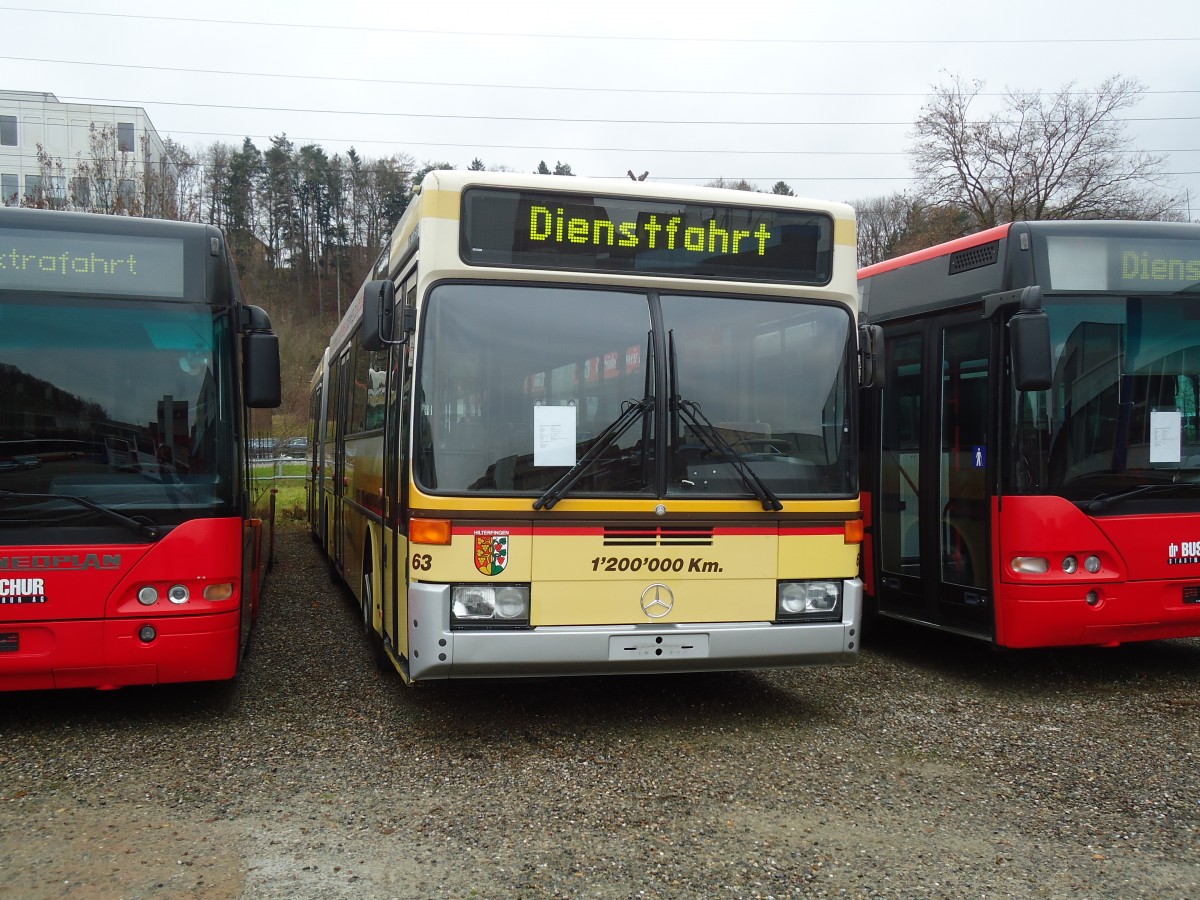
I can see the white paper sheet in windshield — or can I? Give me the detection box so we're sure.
[534,404,577,467]
[1150,409,1182,463]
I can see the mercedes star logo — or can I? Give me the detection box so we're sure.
[639,583,675,619]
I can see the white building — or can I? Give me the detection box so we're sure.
[0,90,175,213]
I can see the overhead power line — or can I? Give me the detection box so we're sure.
[5,54,1200,100]
[2,7,1198,44]
[54,95,1200,128]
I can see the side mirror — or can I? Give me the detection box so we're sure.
[1007,287,1052,391]
[239,304,281,408]
[858,323,885,390]
[1010,308,1053,391]
[243,331,281,408]
[361,279,397,351]
[984,286,1053,392]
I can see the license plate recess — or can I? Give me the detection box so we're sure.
[609,633,709,660]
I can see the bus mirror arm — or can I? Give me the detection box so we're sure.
[982,285,1042,319]
[239,304,274,333]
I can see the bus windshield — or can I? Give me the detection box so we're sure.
[1015,295,1200,501]
[415,282,854,499]
[0,297,237,531]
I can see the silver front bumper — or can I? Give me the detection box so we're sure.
[406,579,861,680]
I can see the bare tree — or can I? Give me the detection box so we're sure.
[78,123,142,215]
[198,141,232,228]
[855,193,916,268]
[911,74,1179,227]
[34,144,67,209]
[33,124,143,214]
[705,177,757,191]
[854,192,972,267]
[162,138,200,221]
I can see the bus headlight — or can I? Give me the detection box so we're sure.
[451,584,531,627]
[777,580,842,622]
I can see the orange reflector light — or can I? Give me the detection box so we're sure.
[844,519,864,544]
[411,518,453,545]
[203,582,235,602]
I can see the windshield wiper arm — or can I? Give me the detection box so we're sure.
[673,398,784,511]
[533,397,653,511]
[667,331,782,512]
[1085,481,1200,513]
[0,489,161,540]
[535,333,655,511]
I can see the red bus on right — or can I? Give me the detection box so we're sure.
[858,220,1200,648]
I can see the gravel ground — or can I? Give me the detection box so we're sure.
[1,521,1198,899]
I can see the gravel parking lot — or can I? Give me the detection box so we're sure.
[2,521,1198,899]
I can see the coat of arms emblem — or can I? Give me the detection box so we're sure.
[474,530,509,575]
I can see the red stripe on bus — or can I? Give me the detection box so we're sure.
[447,524,844,537]
[858,224,1011,278]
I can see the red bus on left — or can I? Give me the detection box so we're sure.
[0,207,280,690]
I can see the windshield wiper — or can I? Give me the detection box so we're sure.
[1086,480,1200,513]
[668,332,782,512]
[533,397,653,510]
[672,399,784,511]
[0,489,161,540]
[534,333,655,511]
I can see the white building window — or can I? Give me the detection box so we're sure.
[117,121,135,152]
[118,177,136,207]
[48,175,67,207]
[0,115,17,146]
[72,175,90,208]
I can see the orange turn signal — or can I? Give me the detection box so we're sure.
[410,518,452,545]
[844,519,864,545]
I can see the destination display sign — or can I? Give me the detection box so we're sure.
[1043,234,1200,293]
[0,227,185,298]
[461,187,834,284]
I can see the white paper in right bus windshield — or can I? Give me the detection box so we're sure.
[1150,409,1182,463]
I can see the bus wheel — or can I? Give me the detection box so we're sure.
[360,570,391,673]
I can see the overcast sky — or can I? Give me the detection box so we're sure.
[4,1,1198,218]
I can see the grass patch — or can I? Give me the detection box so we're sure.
[253,461,309,520]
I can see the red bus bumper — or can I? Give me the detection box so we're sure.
[0,608,241,691]
[998,580,1200,648]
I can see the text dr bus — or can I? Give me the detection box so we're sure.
[0,208,281,690]
[309,170,877,682]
